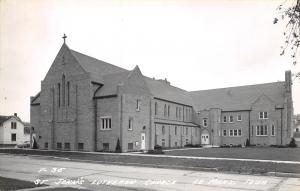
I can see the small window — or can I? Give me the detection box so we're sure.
[237,115,242,121]
[135,141,139,146]
[162,139,165,147]
[128,143,133,150]
[155,102,158,115]
[56,142,62,150]
[234,129,237,136]
[58,83,61,107]
[223,130,226,136]
[101,117,112,130]
[203,119,207,127]
[128,117,133,130]
[223,116,227,123]
[11,122,17,129]
[259,112,268,119]
[44,142,48,149]
[175,126,177,135]
[176,107,178,118]
[179,108,181,118]
[168,105,170,117]
[264,112,268,119]
[162,126,165,135]
[78,143,84,150]
[238,129,242,136]
[64,142,70,150]
[229,130,233,136]
[103,143,109,151]
[271,125,275,136]
[67,81,70,106]
[136,99,141,111]
[164,104,167,117]
[11,133,16,141]
[229,116,234,123]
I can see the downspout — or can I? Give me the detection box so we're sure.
[149,99,152,150]
[51,87,55,149]
[93,99,97,151]
[248,110,251,143]
[120,94,123,152]
[281,108,283,145]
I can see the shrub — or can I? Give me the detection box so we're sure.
[288,138,297,148]
[245,139,250,147]
[153,145,164,154]
[115,138,122,153]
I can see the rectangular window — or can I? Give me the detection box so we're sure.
[179,108,181,118]
[64,142,70,150]
[164,104,167,117]
[203,119,207,127]
[101,117,112,130]
[56,142,62,150]
[223,130,226,136]
[223,116,227,123]
[264,125,268,135]
[238,129,242,136]
[136,99,141,111]
[128,117,133,130]
[237,115,242,121]
[103,143,109,151]
[229,130,233,136]
[168,105,170,117]
[155,102,158,115]
[78,143,84,150]
[176,107,178,118]
[229,116,234,123]
[11,122,16,129]
[259,112,268,119]
[175,126,177,135]
[128,143,133,150]
[11,133,16,141]
[256,125,268,136]
[44,142,48,149]
[162,139,165,147]
[271,125,275,136]
[234,129,237,136]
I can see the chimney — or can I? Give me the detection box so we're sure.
[14,113,17,117]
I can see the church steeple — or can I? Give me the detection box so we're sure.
[62,33,67,44]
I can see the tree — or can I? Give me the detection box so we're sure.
[115,138,121,153]
[274,0,300,65]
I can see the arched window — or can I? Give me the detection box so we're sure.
[62,74,65,106]
[67,81,70,106]
[58,83,61,107]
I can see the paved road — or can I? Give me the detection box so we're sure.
[0,154,299,191]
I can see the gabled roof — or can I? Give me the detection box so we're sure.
[0,115,23,125]
[190,82,286,111]
[69,49,127,83]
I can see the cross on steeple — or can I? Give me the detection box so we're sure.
[62,33,67,44]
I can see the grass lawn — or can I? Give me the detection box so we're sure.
[164,147,300,161]
[0,148,299,174]
[0,176,46,191]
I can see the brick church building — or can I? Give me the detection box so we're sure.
[30,41,293,152]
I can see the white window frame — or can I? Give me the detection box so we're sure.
[256,125,268,136]
[229,129,233,136]
[237,115,242,121]
[259,112,268,119]
[100,116,112,130]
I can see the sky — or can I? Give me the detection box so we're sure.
[0,0,299,122]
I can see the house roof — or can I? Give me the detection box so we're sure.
[0,115,23,125]
[69,49,127,83]
[190,82,286,111]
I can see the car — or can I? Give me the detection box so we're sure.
[15,141,31,148]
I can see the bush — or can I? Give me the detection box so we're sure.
[184,144,202,148]
[288,138,297,148]
[153,145,164,154]
[245,139,250,147]
[115,138,122,153]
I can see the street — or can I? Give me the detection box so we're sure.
[0,153,299,191]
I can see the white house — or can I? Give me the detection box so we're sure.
[0,113,31,146]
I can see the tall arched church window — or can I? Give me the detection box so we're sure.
[62,74,65,106]
[67,81,70,106]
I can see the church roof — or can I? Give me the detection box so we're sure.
[190,82,286,111]
[145,78,194,106]
[69,48,127,83]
